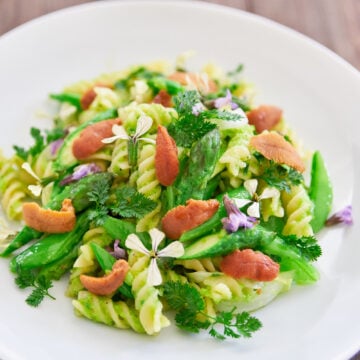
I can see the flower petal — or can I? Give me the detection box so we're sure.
[192,102,205,116]
[214,89,232,109]
[259,187,279,200]
[247,202,260,218]
[109,239,127,260]
[28,184,42,197]
[326,205,353,226]
[125,234,149,256]
[60,163,101,186]
[102,125,129,144]
[135,115,153,138]
[157,241,184,258]
[244,179,258,197]
[149,228,165,252]
[137,137,156,145]
[21,162,41,181]
[147,258,163,286]
[233,198,253,209]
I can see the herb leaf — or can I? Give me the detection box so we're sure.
[13,126,65,161]
[209,310,262,340]
[200,109,245,121]
[258,156,303,192]
[110,186,157,219]
[15,270,55,307]
[163,281,262,340]
[87,175,112,226]
[168,90,216,148]
[282,235,322,261]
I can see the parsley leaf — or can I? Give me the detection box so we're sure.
[15,270,55,307]
[282,235,322,261]
[110,186,156,219]
[163,281,262,340]
[168,90,216,148]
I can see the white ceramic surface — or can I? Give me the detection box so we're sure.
[0,1,359,359]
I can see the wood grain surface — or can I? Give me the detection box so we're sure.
[0,0,359,359]
[0,0,359,70]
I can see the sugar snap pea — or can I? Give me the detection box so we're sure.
[1,172,113,257]
[309,151,333,233]
[10,211,90,272]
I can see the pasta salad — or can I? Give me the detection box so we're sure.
[0,59,349,340]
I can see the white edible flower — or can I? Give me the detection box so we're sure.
[102,115,155,145]
[21,162,43,197]
[125,228,184,286]
[234,179,279,218]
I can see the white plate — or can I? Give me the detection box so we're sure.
[0,1,359,359]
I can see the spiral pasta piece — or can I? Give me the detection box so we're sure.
[214,125,257,188]
[176,258,221,272]
[109,139,130,180]
[135,144,162,232]
[66,227,113,298]
[81,144,114,171]
[128,251,170,335]
[0,156,28,220]
[282,185,314,237]
[118,103,177,133]
[73,291,145,333]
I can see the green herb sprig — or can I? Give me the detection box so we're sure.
[168,90,216,148]
[163,281,262,340]
[15,270,55,307]
[87,181,157,226]
[282,235,322,262]
[13,127,66,161]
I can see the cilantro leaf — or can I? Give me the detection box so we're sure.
[15,270,55,307]
[110,186,156,219]
[282,235,322,261]
[168,90,216,148]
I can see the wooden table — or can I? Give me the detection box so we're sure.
[0,0,359,70]
[0,1,359,359]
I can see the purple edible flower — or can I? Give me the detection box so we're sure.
[221,195,257,233]
[109,239,127,260]
[192,102,205,116]
[50,138,64,156]
[60,163,101,186]
[214,89,238,110]
[326,205,353,226]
